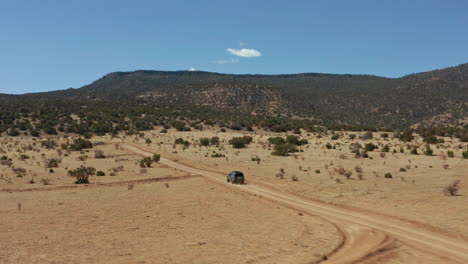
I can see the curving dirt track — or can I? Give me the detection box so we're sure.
[123,143,468,263]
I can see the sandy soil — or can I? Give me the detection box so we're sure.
[1,128,467,263]
[0,137,341,264]
[121,129,467,236]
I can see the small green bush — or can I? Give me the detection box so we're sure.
[199,137,210,146]
[447,150,454,158]
[384,173,393,179]
[268,137,286,145]
[229,136,252,148]
[140,157,153,168]
[210,136,220,146]
[96,171,105,176]
[68,138,93,151]
[153,154,161,162]
[382,144,390,152]
[424,145,433,156]
[463,150,468,159]
[364,143,377,152]
[272,143,298,156]
[68,166,96,184]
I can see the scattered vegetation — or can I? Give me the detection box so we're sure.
[443,180,461,196]
[68,166,96,184]
[139,157,153,168]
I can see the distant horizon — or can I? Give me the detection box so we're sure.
[2,62,466,96]
[1,1,467,94]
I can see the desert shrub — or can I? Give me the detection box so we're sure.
[175,138,190,146]
[268,137,286,145]
[447,150,454,158]
[45,158,61,168]
[160,129,168,133]
[49,169,55,173]
[325,143,333,149]
[381,133,389,138]
[210,136,220,146]
[360,131,373,140]
[68,166,96,184]
[291,175,299,181]
[331,134,340,140]
[12,167,27,177]
[384,173,393,179]
[68,138,93,151]
[423,135,438,144]
[211,153,225,158]
[335,167,346,175]
[251,155,261,163]
[229,136,252,148]
[350,142,362,153]
[424,145,433,156]
[272,143,298,156]
[357,174,364,180]
[399,167,407,172]
[463,150,468,159]
[443,180,461,196]
[315,169,320,173]
[40,178,50,185]
[140,157,153,168]
[152,154,161,162]
[7,128,19,136]
[382,144,390,152]
[285,135,308,145]
[410,147,418,155]
[94,150,106,159]
[380,152,386,158]
[364,143,377,152]
[30,130,40,137]
[199,137,210,146]
[145,138,152,144]
[20,154,30,160]
[397,129,414,142]
[348,134,356,140]
[354,165,363,173]
[41,140,57,149]
[96,171,105,176]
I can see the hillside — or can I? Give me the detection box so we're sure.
[0,64,467,137]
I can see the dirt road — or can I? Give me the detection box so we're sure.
[123,143,468,263]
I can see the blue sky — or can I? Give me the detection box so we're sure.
[1,0,467,94]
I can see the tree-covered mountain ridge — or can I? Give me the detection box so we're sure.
[1,63,467,131]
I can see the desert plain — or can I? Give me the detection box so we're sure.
[1,128,467,263]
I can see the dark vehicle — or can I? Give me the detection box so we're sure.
[227,171,245,184]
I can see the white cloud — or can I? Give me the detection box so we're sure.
[212,58,240,64]
[226,48,262,58]
[188,67,196,71]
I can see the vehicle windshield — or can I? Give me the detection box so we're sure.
[234,173,244,177]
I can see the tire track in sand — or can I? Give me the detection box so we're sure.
[123,143,468,264]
